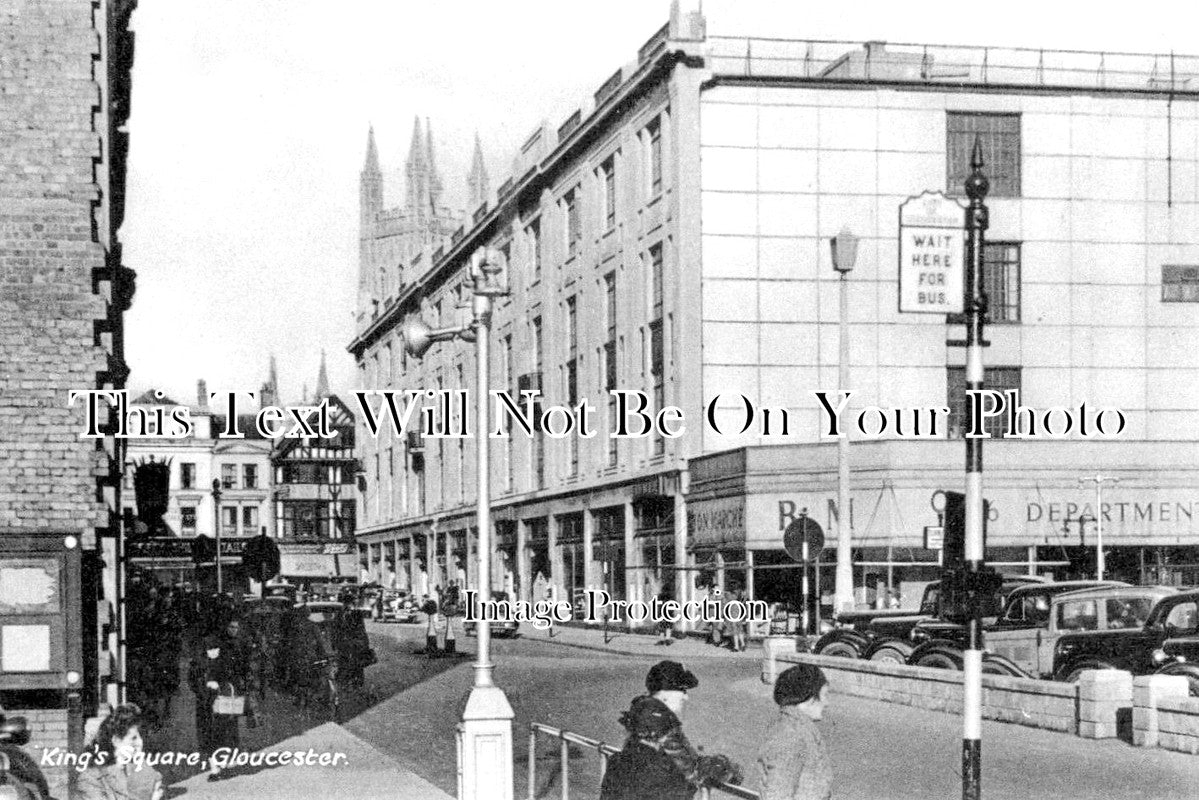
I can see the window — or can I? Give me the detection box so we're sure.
[948,242,1021,324]
[947,366,1022,439]
[566,296,579,477]
[527,218,542,282]
[242,464,258,489]
[533,316,545,488]
[221,464,237,490]
[222,506,238,534]
[646,117,662,197]
[649,244,666,456]
[180,462,196,489]
[181,506,196,533]
[1163,265,1199,302]
[947,113,1020,197]
[600,156,616,230]
[243,506,258,533]
[383,343,393,385]
[564,188,580,258]
[502,333,515,491]
[604,272,618,467]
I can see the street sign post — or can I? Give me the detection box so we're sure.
[898,191,967,314]
[784,515,825,637]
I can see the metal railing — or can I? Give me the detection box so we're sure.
[706,37,1199,93]
[528,722,758,800]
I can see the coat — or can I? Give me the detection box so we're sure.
[74,764,163,800]
[756,705,833,800]
[599,739,695,800]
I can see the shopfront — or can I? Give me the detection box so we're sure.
[686,440,1199,609]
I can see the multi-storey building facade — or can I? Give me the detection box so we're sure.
[123,385,274,591]
[351,7,1199,622]
[0,0,138,790]
[271,390,359,589]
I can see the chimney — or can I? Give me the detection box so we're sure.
[197,380,208,409]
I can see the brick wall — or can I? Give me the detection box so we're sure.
[11,707,71,798]
[0,0,111,533]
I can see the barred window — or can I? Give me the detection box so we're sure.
[948,242,1021,324]
[947,113,1020,197]
[947,366,1022,439]
[1163,265,1199,302]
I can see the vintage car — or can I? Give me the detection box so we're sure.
[1052,588,1199,694]
[380,590,421,623]
[813,575,1045,663]
[462,591,521,639]
[905,579,1126,670]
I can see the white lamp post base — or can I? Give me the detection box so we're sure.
[456,684,515,800]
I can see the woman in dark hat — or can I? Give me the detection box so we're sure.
[600,661,742,799]
[756,664,833,800]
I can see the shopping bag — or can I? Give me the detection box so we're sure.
[212,684,245,716]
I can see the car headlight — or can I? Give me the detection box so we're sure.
[1152,648,1169,664]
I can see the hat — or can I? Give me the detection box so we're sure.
[619,696,678,738]
[645,660,699,694]
[773,664,827,706]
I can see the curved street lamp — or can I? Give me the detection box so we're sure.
[402,246,513,800]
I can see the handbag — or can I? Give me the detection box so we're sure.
[212,683,245,716]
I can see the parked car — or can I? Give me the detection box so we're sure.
[463,592,520,639]
[813,575,1045,663]
[1052,588,1199,695]
[905,580,1126,670]
[380,590,420,623]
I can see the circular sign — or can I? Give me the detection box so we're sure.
[783,517,825,562]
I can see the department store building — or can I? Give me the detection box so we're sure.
[350,7,1199,622]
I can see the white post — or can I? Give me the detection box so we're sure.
[458,285,514,800]
[1080,475,1119,581]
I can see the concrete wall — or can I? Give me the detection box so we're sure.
[769,648,1079,733]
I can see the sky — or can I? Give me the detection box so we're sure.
[120,0,1199,407]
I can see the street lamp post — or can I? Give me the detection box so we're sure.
[403,247,512,800]
[211,478,223,595]
[830,228,858,613]
[1079,475,1119,580]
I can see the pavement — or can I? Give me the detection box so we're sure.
[163,722,450,800]
[515,620,761,660]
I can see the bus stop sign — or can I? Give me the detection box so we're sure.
[783,517,825,563]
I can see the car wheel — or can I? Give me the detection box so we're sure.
[870,644,912,664]
[816,641,860,659]
[914,651,961,670]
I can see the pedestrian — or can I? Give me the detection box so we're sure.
[729,589,748,652]
[202,618,258,780]
[656,590,675,646]
[599,696,693,800]
[756,664,833,800]
[75,703,164,800]
[623,661,742,794]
